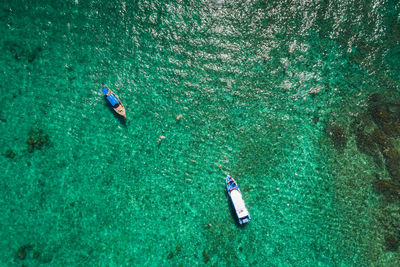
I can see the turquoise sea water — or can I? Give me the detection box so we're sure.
[1,0,400,265]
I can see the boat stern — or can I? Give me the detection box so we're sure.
[238,215,251,225]
[230,189,251,224]
[115,105,126,117]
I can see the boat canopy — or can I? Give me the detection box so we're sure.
[102,87,110,95]
[230,190,249,219]
[107,94,119,106]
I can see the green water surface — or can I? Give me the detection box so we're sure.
[1,0,400,266]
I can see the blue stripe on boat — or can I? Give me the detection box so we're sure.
[107,94,119,106]
[101,87,110,95]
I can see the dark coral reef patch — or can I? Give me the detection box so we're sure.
[382,147,400,182]
[352,93,400,252]
[26,129,49,153]
[355,130,378,157]
[355,94,400,183]
[5,149,16,159]
[385,234,399,251]
[3,40,42,63]
[325,124,347,150]
[372,180,400,201]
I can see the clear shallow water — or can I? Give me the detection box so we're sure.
[1,0,400,265]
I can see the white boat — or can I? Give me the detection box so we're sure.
[226,175,251,224]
